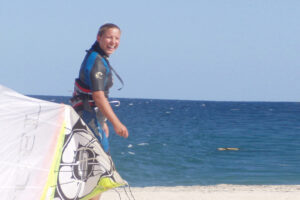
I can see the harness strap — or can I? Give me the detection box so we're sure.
[101,56,124,91]
[110,65,124,91]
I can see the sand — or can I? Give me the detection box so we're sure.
[101,185,300,200]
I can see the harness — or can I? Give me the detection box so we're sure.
[71,78,95,111]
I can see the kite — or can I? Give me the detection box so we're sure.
[0,85,127,200]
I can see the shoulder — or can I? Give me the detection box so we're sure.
[89,54,110,77]
[93,54,110,72]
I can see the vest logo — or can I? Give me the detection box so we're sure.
[95,72,103,79]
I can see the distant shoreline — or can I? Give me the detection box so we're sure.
[27,95,300,103]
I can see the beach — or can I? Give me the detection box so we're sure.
[101,185,300,200]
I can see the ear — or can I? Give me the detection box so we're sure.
[97,35,101,42]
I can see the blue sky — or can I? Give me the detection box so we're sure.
[1,0,299,101]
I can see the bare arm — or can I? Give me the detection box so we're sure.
[92,91,128,138]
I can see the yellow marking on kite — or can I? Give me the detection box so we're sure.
[41,121,66,200]
[81,177,126,200]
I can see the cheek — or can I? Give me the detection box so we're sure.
[100,42,107,51]
[102,39,110,47]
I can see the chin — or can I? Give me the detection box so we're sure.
[106,51,114,55]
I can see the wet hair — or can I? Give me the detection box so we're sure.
[97,23,121,37]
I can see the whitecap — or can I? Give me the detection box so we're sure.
[128,151,135,155]
[137,143,149,146]
[128,144,133,148]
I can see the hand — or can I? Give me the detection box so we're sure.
[113,122,129,138]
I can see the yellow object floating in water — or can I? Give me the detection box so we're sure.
[218,148,240,151]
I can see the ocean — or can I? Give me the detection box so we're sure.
[32,96,300,187]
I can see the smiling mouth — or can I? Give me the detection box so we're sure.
[107,45,116,50]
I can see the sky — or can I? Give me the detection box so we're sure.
[1,0,300,102]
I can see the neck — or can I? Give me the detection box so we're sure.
[90,41,108,57]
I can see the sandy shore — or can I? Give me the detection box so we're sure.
[101,185,300,200]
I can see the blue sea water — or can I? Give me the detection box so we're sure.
[33,96,300,187]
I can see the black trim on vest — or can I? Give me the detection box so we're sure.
[89,41,108,57]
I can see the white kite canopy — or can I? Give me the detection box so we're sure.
[0,85,127,200]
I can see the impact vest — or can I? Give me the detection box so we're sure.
[71,49,123,112]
